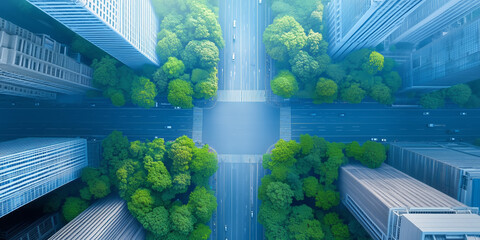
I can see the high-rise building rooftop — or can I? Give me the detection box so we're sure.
[26,0,159,69]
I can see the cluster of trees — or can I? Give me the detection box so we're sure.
[91,56,157,108]
[152,0,223,108]
[419,80,480,109]
[264,0,402,105]
[101,131,218,239]
[259,135,386,240]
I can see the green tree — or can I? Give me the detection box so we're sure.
[326,64,346,82]
[88,175,111,199]
[383,71,402,92]
[185,1,224,48]
[131,77,157,108]
[170,205,195,235]
[340,84,366,104]
[270,139,301,168]
[191,145,218,182]
[299,134,314,155]
[128,188,154,218]
[62,197,88,222]
[162,57,185,79]
[92,56,117,87]
[302,176,319,198]
[370,83,393,105]
[306,30,328,57]
[101,131,130,184]
[168,79,194,108]
[144,156,172,192]
[266,181,294,210]
[169,135,195,173]
[156,30,183,62]
[290,51,320,82]
[140,206,170,238]
[271,70,299,98]
[263,16,307,62]
[362,51,384,74]
[447,84,472,106]
[420,91,445,109]
[187,187,217,223]
[345,141,363,159]
[181,40,219,70]
[315,189,340,210]
[109,90,126,107]
[315,78,338,103]
[332,223,350,240]
[359,141,386,168]
[188,224,211,240]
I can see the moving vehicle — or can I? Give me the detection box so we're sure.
[423,112,430,116]
[225,225,227,231]
[259,0,262,3]
[427,123,445,127]
[165,126,172,129]
[448,129,460,134]
[339,113,345,117]
[233,20,236,28]
[174,106,181,109]
[370,138,378,141]
[251,211,254,218]
[460,112,467,116]
[233,34,236,41]
[381,138,387,142]
[232,53,235,61]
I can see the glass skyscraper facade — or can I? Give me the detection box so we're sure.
[326,0,424,59]
[0,138,88,218]
[26,0,159,69]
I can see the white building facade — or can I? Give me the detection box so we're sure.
[0,138,88,218]
[26,0,159,69]
[0,17,95,99]
[326,0,425,59]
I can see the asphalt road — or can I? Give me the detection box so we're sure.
[292,102,480,143]
[218,0,271,91]
[203,102,280,154]
[0,104,193,142]
[212,157,265,240]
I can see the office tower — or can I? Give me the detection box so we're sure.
[388,142,480,208]
[49,195,145,239]
[403,14,480,90]
[0,138,88,218]
[0,17,95,100]
[0,213,61,240]
[389,0,480,45]
[339,164,480,240]
[325,0,424,59]
[26,0,159,69]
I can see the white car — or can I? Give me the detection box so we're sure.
[381,138,387,142]
[232,53,235,61]
[233,20,236,28]
[370,138,378,142]
[165,126,172,129]
[460,112,467,116]
[225,225,227,231]
[423,112,430,116]
[251,211,254,218]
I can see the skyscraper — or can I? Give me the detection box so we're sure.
[0,138,88,218]
[26,0,159,69]
[388,142,480,208]
[49,195,144,239]
[0,17,95,100]
[388,0,480,46]
[325,0,424,59]
[340,164,480,240]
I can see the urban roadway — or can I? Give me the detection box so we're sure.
[0,103,193,142]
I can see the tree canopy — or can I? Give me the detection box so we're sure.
[271,70,299,98]
[263,16,307,62]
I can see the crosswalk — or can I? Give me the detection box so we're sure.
[216,90,266,102]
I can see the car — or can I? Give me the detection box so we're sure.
[154,136,158,139]
[232,53,235,61]
[251,211,254,218]
[449,137,456,141]
[174,106,181,109]
[370,138,378,141]
[448,129,460,134]
[423,112,430,116]
[91,103,96,107]
[460,112,467,116]
[259,0,262,3]
[381,138,387,142]
[233,20,236,28]
[339,113,345,117]
[165,126,172,129]
[427,123,435,127]
[233,34,236,41]
[310,113,317,116]
[225,225,227,231]
[34,102,40,106]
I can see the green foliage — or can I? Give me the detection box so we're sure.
[267,182,294,210]
[358,141,386,168]
[128,188,154,218]
[271,70,299,98]
[302,176,319,198]
[290,51,320,82]
[170,205,196,235]
[362,51,384,75]
[315,189,340,210]
[110,90,126,107]
[169,135,195,173]
[62,197,88,222]
[345,141,363,159]
[306,30,328,57]
[447,84,472,106]
[184,1,224,48]
[383,71,402,92]
[299,134,314,155]
[331,223,350,240]
[326,64,346,82]
[156,30,183,63]
[271,139,301,168]
[131,77,157,108]
[140,206,170,238]
[92,56,118,87]
[263,16,307,62]
[168,79,194,108]
[315,78,338,103]
[187,187,217,223]
[370,83,393,105]
[420,91,445,109]
[153,69,169,94]
[193,68,218,99]
[181,40,219,70]
[144,156,172,192]
[340,84,365,104]
[79,187,92,201]
[191,145,218,182]
[162,57,185,79]
[188,224,211,240]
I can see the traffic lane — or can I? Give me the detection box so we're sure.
[292,108,479,118]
